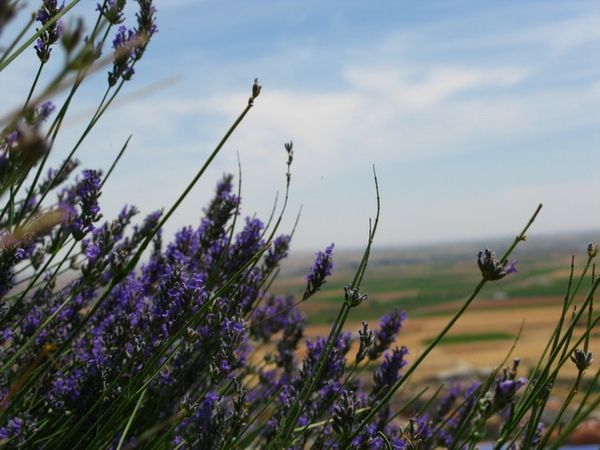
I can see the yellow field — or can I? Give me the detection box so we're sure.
[302,296,599,384]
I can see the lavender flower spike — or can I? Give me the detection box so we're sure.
[477,248,518,281]
[34,0,64,63]
[108,26,137,86]
[368,308,407,360]
[355,321,374,364]
[303,243,334,300]
[492,358,527,412]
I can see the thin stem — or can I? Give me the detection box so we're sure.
[0,2,80,72]
[54,82,261,366]
[120,96,257,279]
[269,167,381,449]
[0,15,36,68]
[24,62,46,109]
[345,203,542,445]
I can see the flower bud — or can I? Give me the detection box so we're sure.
[570,349,593,372]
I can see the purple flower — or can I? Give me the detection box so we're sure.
[68,169,103,240]
[0,415,37,446]
[196,175,240,266]
[34,1,64,62]
[298,333,350,388]
[332,389,361,437]
[355,321,374,364]
[262,234,291,272]
[477,248,518,281]
[133,0,158,60]
[36,159,80,196]
[225,217,265,275]
[274,309,306,371]
[436,381,482,447]
[173,390,245,448]
[371,346,409,398]
[34,101,55,126]
[431,381,462,423]
[368,308,407,360]
[491,359,527,413]
[506,259,518,274]
[108,26,137,86]
[83,242,101,261]
[303,243,334,300]
[251,294,298,341]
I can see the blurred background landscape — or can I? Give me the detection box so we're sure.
[271,230,599,385]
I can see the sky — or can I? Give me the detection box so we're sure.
[3,0,600,252]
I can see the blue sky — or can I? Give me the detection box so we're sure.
[4,1,600,251]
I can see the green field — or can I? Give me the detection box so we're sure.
[271,231,597,325]
[421,331,515,346]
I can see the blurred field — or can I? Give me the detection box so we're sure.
[303,296,596,384]
[272,232,600,384]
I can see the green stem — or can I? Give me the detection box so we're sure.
[0,15,36,68]
[116,388,147,450]
[269,167,381,449]
[0,1,80,72]
[54,84,260,365]
[24,62,45,109]
[345,203,542,446]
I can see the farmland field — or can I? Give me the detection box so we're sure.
[270,231,600,385]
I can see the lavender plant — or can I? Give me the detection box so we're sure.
[0,2,598,449]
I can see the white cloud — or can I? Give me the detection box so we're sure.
[179,57,597,182]
[505,9,600,57]
[374,3,600,62]
[343,66,528,108]
[10,1,595,253]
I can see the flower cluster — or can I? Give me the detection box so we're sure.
[106,0,158,86]
[34,0,64,63]
[108,25,137,86]
[0,175,295,447]
[133,0,159,60]
[303,243,335,300]
[64,169,103,240]
[491,358,528,412]
[0,2,596,448]
[369,308,408,360]
[2,168,420,448]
